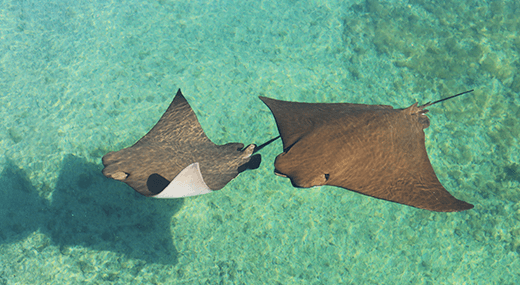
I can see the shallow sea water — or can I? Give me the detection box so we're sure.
[1,0,519,284]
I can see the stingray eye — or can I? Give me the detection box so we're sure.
[111,171,128,181]
[324,173,330,180]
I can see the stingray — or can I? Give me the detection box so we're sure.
[102,89,278,198]
[259,90,475,212]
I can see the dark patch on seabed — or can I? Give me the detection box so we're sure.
[0,155,184,265]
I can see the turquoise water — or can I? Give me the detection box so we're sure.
[1,0,519,283]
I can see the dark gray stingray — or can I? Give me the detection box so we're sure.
[102,89,276,198]
[260,90,475,212]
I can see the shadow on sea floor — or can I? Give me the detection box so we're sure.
[0,154,183,265]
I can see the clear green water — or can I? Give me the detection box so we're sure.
[1,0,519,284]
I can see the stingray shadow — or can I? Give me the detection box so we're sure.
[0,154,183,265]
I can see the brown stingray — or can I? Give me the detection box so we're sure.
[102,89,276,198]
[259,91,474,212]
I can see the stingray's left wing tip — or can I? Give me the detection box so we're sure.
[427,199,474,212]
[453,200,474,212]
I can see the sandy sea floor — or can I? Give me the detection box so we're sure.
[1,0,519,284]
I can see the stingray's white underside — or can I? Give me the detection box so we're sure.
[153,162,212,198]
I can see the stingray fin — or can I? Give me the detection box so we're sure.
[134,89,212,146]
[150,162,212,198]
[259,96,393,152]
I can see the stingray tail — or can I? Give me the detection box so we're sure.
[252,135,281,154]
[420,89,474,108]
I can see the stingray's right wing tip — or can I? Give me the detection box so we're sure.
[173,88,187,102]
[258,96,275,106]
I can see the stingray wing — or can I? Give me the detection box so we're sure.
[133,89,212,146]
[261,97,473,212]
[259,96,392,152]
[102,89,258,197]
